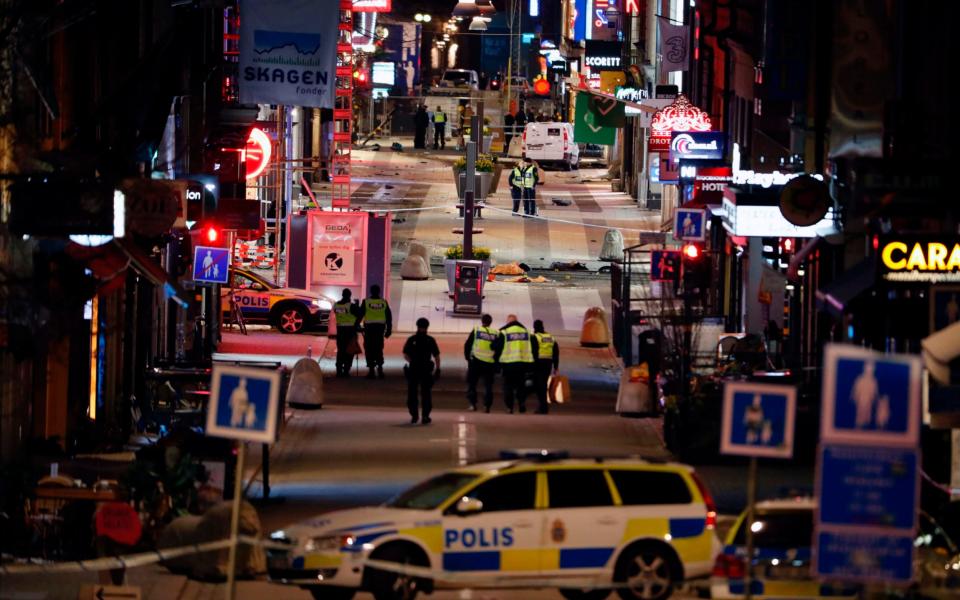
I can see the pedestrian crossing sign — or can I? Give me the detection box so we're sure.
[720,381,796,458]
[821,343,922,446]
[206,364,281,443]
[193,245,230,284]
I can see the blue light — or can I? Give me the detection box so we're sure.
[529,0,539,17]
[522,33,535,44]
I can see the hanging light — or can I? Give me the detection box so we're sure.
[452,0,481,17]
[476,0,496,15]
[468,16,488,31]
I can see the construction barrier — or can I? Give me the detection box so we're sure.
[233,241,276,269]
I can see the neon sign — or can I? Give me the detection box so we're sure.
[881,240,960,282]
[650,94,712,134]
[244,127,272,180]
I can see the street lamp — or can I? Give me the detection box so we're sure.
[414,13,432,22]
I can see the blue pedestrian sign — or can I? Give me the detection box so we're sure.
[818,445,918,530]
[720,382,796,458]
[206,365,281,444]
[821,344,922,446]
[193,245,230,284]
[674,207,706,242]
[650,250,680,282]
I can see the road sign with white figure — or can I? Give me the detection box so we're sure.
[193,245,230,284]
[720,382,796,458]
[206,364,281,443]
[674,207,706,241]
[821,344,922,446]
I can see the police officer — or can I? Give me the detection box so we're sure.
[333,289,362,378]
[359,284,392,379]
[493,314,538,413]
[508,161,524,214]
[403,317,441,424]
[532,319,560,414]
[464,314,498,412]
[433,106,447,149]
[521,157,540,216]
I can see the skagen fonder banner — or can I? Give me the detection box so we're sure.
[239,0,338,107]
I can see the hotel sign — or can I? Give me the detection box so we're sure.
[880,238,960,283]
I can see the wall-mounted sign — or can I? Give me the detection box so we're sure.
[584,40,623,71]
[721,194,840,238]
[693,167,732,204]
[244,127,272,180]
[880,238,960,283]
[353,0,391,11]
[670,131,726,162]
[601,72,627,93]
[649,135,672,152]
[650,94,712,134]
[372,61,395,86]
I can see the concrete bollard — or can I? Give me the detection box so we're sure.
[286,357,324,408]
[599,229,624,261]
[615,364,656,416]
[407,242,430,261]
[400,254,431,280]
[580,306,610,347]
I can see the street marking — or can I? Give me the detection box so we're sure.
[456,415,476,466]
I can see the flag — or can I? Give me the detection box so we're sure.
[574,94,617,146]
[589,94,626,128]
[658,17,690,73]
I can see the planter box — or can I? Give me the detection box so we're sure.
[489,164,504,194]
[444,258,491,297]
[455,170,493,200]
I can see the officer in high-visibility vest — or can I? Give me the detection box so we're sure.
[508,161,524,214]
[463,314,498,412]
[433,106,447,149]
[333,289,362,378]
[521,157,540,216]
[532,319,560,414]
[359,284,392,379]
[493,314,539,413]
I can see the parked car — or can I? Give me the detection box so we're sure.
[438,69,479,90]
[522,122,580,170]
[221,267,334,334]
[268,451,722,600]
[711,498,960,599]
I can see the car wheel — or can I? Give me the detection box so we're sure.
[308,586,356,600]
[366,544,429,600]
[614,543,678,600]
[275,305,307,334]
[560,588,610,600]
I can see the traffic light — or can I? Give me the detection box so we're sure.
[681,244,710,298]
[205,224,220,244]
[779,237,795,255]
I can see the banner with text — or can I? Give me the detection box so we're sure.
[239,0,338,107]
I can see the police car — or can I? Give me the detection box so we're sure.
[267,453,721,600]
[221,268,334,334]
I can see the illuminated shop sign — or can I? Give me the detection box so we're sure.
[670,131,726,161]
[720,196,839,238]
[880,239,960,283]
[584,41,622,71]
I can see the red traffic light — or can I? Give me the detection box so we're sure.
[205,225,220,244]
[682,243,701,259]
[533,77,551,96]
[780,237,795,254]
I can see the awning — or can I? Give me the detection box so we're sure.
[114,239,189,308]
[815,259,876,319]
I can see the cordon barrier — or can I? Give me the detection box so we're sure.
[233,242,276,269]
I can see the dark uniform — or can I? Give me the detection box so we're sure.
[464,325,499,411]
[360,294,392,378]
[333,298,362,377]
[433,109,447,149]
[533,330,560,414]
[403,329,440,423]
[493,320,539,413]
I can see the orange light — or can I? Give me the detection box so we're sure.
[683,244,701,259]
[533,77,551,96]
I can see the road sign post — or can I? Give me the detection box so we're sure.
[721,381,797,600]
[193,245,230,285]
[205,364,281,600]
[815,343,922,586]
[674,207,706,241]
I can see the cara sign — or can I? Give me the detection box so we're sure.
[880,238,960,283]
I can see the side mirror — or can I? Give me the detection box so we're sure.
[455,497,483,516]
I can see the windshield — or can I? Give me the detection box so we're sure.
[443,71,471,82]
[386,472,479,510]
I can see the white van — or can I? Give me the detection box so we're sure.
[522,122,579,170]
[439,69,479,90]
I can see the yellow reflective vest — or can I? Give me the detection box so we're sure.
[522,166,537,189]
[363,298,389,324]
[435,111,447,123]
[471,326,499,363]
[334,301,356,326]
[534,332,556,361]
[500,325,534,364]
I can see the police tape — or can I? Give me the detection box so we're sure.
[0,535,290,575]
[483,205,658,234]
